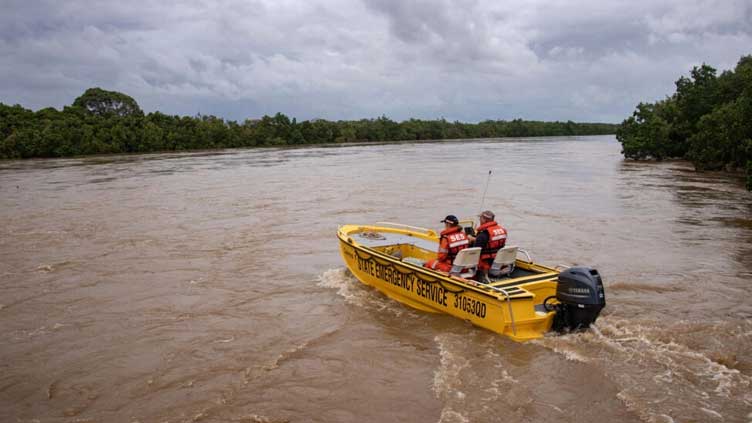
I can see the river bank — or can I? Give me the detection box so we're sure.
[616,55,752,190]
[1,88,617,160]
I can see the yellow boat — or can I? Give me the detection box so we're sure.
[337,222,606,342]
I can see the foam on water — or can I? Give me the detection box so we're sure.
[34,260,76,273]
[597,319,750,399]
[262,340,312,371]
[699,407,724,420]
[316,267,404,316]
[429,332,545,422]
[243,415,289,423]
[530,335,590,363]
[536,316,752,421]
[437,410,470,423]
[36,264,53,273]
[433,334,471,423]
[240,339,310,384]
[316,268,356,298]
[432,334,471,399]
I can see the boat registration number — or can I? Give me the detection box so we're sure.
[453,294,487,318]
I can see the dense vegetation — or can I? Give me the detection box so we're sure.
[617,55,752,190]
[0,88,616,160]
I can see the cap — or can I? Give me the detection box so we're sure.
[479,210,495,220]
[440,215,459,225]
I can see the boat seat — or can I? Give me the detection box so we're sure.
[402,257,426,267]
[488,246,518,279]
[450,247,481,279]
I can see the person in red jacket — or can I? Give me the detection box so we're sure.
[468,210,507,272]
[424,215,470,272]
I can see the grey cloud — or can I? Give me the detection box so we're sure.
[364,0,458,44]
[1,0,750,123]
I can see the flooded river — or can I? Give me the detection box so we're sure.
[1,135,751,422]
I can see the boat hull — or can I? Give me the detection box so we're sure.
[337,225,558,341]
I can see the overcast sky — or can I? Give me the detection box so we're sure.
[1,0,751,123]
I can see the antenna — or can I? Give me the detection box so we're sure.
[478,170,492,214]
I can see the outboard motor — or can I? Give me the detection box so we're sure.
[550,267,606,332]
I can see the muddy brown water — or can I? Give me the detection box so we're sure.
[1,135,751,423]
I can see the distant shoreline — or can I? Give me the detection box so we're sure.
[1,88,617,160]
[0,134,615,163]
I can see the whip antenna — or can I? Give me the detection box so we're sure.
[479,170,492,214]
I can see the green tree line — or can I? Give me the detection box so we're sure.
[1,87,617,160]
[617,55,752,190]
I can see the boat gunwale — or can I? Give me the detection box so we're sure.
[337,228,543,301]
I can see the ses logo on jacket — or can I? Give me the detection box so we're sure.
[447,233,469,248]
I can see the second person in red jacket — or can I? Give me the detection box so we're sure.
[468,210,507,272]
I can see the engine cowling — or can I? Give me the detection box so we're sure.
[552,267,606,332]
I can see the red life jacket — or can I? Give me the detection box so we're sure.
[476,221,507,261]
[439,226,470,262]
